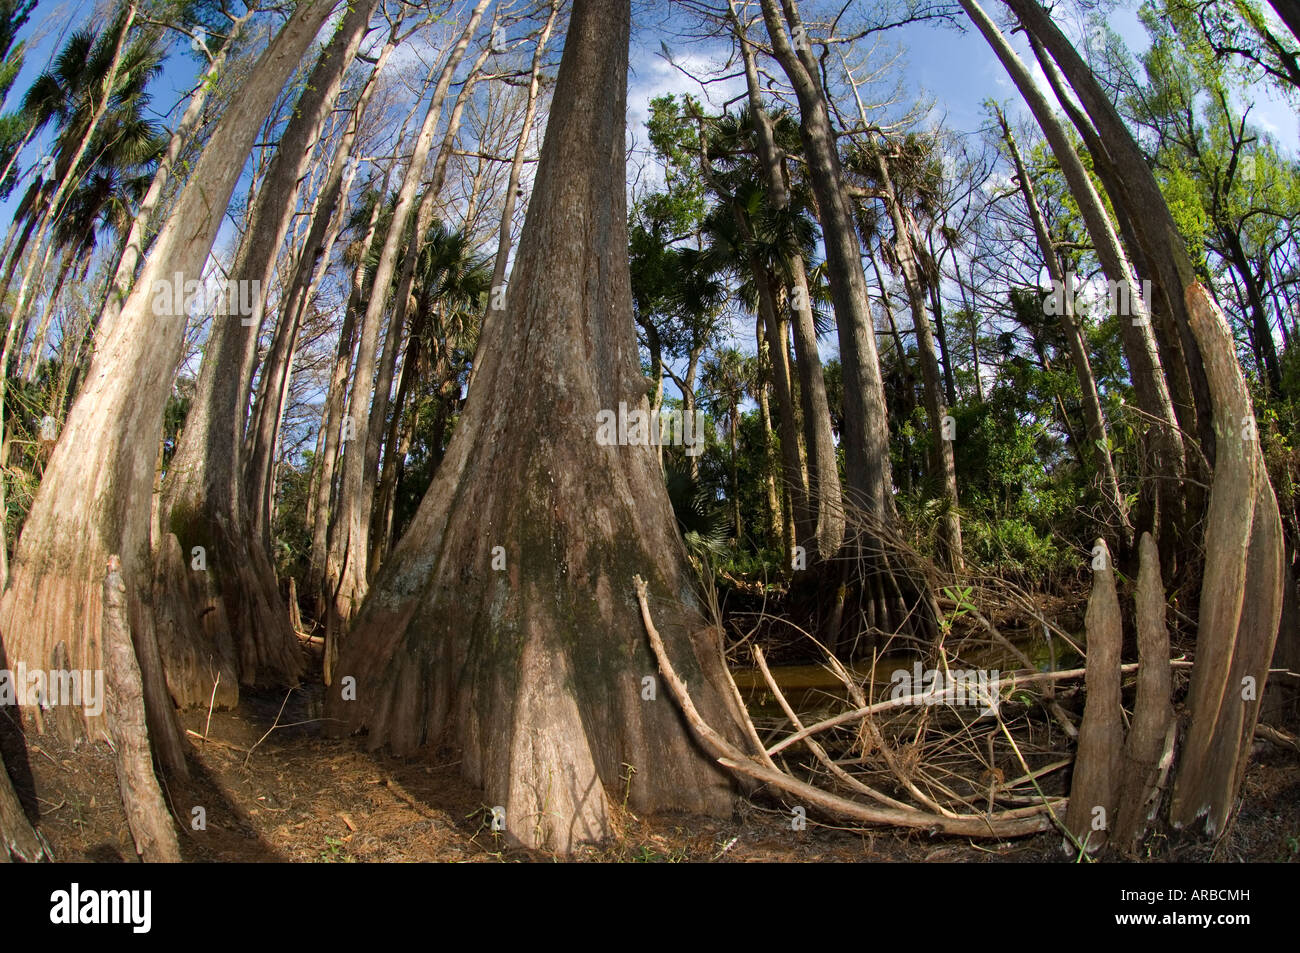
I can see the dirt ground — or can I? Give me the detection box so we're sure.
[9,676,1300,863]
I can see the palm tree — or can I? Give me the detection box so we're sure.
[0,0,37,192]
[20,112,165,380]
[3,6,162,350]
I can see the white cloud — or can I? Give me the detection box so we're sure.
[627,43,747,133]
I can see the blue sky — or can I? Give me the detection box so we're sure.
[620,0,1299,366]
[5,0,1297,442]
[627,2,1297,157]
[7,0,1295,222]
[4,0,1296,380]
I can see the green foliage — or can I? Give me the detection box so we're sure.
[272,455,314,582]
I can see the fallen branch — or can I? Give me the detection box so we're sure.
[184,729,247,753]
[635,575,1057,838]
[1255,723,1300,753]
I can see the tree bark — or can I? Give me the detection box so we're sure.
[753,315,784,549]
[102,556,182,862]
[161,0,376,699]
[1170,284,1284,836]
[1065,539,1123,855]
[310,186,387,619]
[756,268,811,548]
[0,0,343,761]
[326,0,748,854]
[371,320,423,565]
[1113,532,1174,854]
[0,626,47,862]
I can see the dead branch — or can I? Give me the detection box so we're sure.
[635,574,1058,838]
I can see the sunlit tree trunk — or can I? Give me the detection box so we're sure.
[326,0,491,647]
[754,315,785,549]
[0,0,345,769]
[326,0,749,853]
[159,0,377,701]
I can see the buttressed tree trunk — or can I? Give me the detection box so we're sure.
[326,0,748,854]
[0,0,343,757]
[160,0,377,703]
[1170,285,1284,836]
